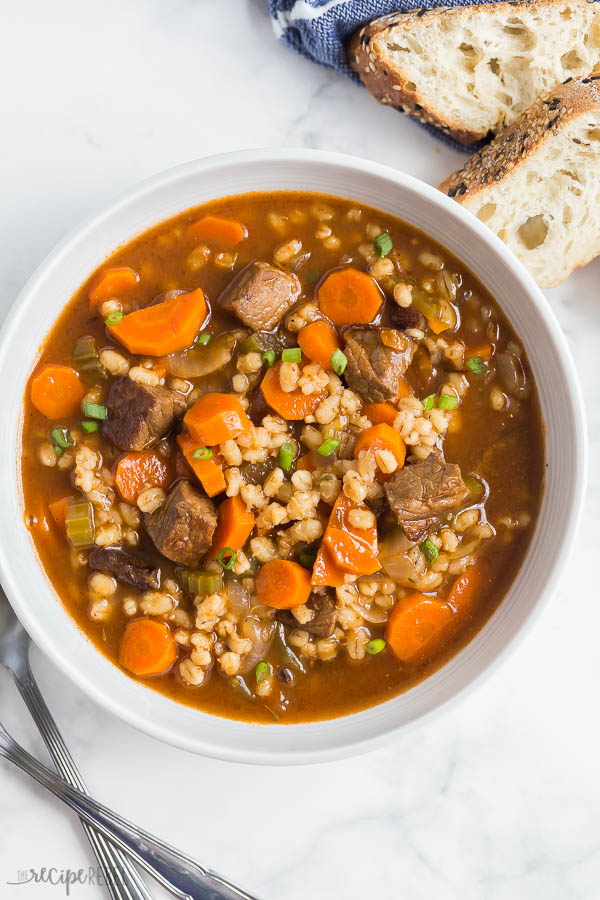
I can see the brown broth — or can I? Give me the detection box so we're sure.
[20,191,544,723]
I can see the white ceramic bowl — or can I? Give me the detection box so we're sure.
[0,149,586,764]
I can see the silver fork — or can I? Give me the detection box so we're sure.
[0,587,153,900]
[0,721,258,899]
[0,589,259,899]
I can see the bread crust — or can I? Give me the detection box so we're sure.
[438,75,600,196]
[347,0,596,145]
[439,74,600,286]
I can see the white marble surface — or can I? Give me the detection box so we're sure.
[1,2,599,898]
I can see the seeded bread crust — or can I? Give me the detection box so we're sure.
[439,75,600,196]
[347,8,478,142]
[347,0,599,145]
[439,74,600,286]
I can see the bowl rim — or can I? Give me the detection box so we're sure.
[0,148,587,764]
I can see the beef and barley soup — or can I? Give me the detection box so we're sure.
[21,192,544,723]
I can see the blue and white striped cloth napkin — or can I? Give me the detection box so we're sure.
[268,0,498,147]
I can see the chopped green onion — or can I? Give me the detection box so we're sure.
[366,638,387,655]
[49,427,73,449]
[196,333,211,346]
[420,538,439,564]
[467,356,486,375]
[330,348,347,376]
[317,438,341,456]
[437,394,458,410]
[55,446,64,457]
[262,349,276,367]
[82,402,108,420]
[178,568,223,596]
[374,232,393,257]
[65,498,95,549]
[193,447,213,460]
[217,547,236,570]
[298,543,319,570]
[80,420,100,434]
[255,661,270,683]
[105,311,124,326]
[281,347,301,363]
[279,442,294,471]
[422,394,435,411]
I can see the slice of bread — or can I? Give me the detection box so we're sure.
[348,0,600,144]
[439,75,600,287]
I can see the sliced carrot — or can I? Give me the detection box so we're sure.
[260,362,327,420]
[255,559,312,610]
[184,392,251,446]
[48,497,70,529]
[297,319,341,370]
[114,451,171,504]
[88,266,140,311]
[466,343,493,362]
[207,495,256,559]
[363,402,398,426]
[317,267,383,326]
[118,619,177,677]
[313,493,380,582]
[426,316,449,335]
[354,423,406,481]
[107,288,208,356]
[30,364,85,419]
[176,434,226,498]
[323,526,381,576]
[446,564,488,617]
[186,215,247,248]
[386,593,454,662]
[332,494,379,556]
[311,543,349,588]
[329,493,381,568]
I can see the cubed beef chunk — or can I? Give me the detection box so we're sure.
[343,327,416,403]
[278,593,336,637]
[144,480,217,566]
[384,453,470,542]
[218,261,301,331]
[88,547,160,591]
[103,376,187,451]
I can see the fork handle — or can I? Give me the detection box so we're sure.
[13,666,154,900]
[0,724,258,900]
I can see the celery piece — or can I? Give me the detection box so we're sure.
[65,498,95,548]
